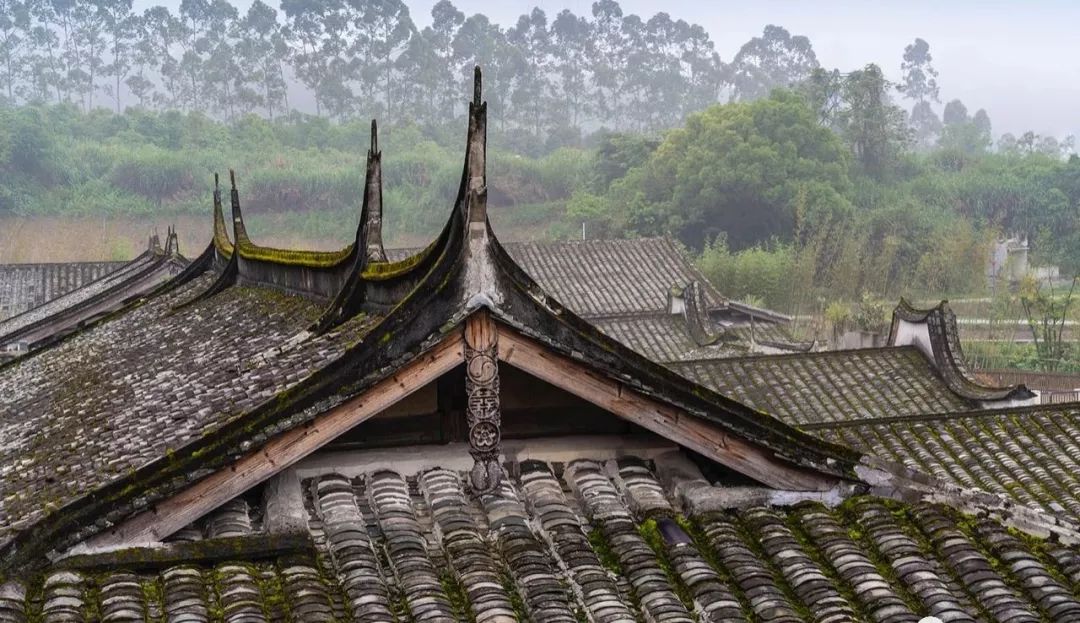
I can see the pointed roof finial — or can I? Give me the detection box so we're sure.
[466,66,487,223]
[360,119,387,263]
[212,173,233,254]
[229,169,250,247]
[473,65,482,106]
[164,225,180,257]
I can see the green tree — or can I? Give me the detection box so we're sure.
[0,0,30,104]
[138,6,182,108]
[397,0,461,126]
[587,0,627,128]
[351,0,414,122]
[728,25,818,102]
[507,7,551,136]
[898,37,938,104]
[428,0,463,118]
[909,100,942,149]
[607,90,852,250]
[549,9,591,129]
[677,22,722,118]
[452,13,511,127]
[1019,275,1078,371]
[24,0,65,103]
[838,63,910,177]
[799,67,844,128]
[942,99,968,126]
[236,0,288,118]
[100,0,135,112]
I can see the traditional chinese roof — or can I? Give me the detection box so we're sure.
[6,451,1080,623]
[0,259,125,319]
[389,237,809,360]
[811,402,1080,520]
[671,347,975,426]
[666,296,1042,427]
[3,69,1078,623]
[0,231,187,355]
[0,70,858,577]
[506,237,728,318]
[889,298,1035,403]
[595,315,805,362]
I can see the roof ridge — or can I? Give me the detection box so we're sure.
[803,399,1080,431]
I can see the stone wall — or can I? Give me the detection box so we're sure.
[0,261,125,320]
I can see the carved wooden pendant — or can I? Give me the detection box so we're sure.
[464,313,501,493]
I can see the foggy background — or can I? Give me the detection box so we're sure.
[126,0,1080,139]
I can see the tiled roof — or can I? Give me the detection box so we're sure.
[811,403,1080,520]
[505,237,726,317]
[670,347,975,426]
[0,250,168,340]
[0,273,374,543]
[890,299,1034,402]
[594,315,804,363]
[389,237,727,318]
[0,260,125,319]
[7,454,1080,623]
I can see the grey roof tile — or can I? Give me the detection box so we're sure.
[0,456,1077,622]
[0,274,374,546]
[671,347,975,426]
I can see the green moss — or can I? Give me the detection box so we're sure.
[82,574,103,623]
[361,242,435,281]
[439,570,475,623]
[388,586,412,623]
[877,500,995,622]
[253,563,288,622]
[726,510,814,622]
[586,524,644,621]
[676,514,753,621]
[636,518,696,616]
[587,527,621,576]
[830,500,925,616]
[22,572,45,623]
[499,568,529,622]
[141,576,165,623]
[238,239,355,268]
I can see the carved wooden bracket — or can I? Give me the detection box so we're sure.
[463,311,501,493]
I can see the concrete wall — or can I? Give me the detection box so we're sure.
[0,261,125,320]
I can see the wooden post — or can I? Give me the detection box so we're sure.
[463,310,501,493]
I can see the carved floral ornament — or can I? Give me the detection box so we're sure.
[464,316,502,494]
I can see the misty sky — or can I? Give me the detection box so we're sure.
[135,0,1080,138]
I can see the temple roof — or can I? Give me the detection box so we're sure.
[2,69,1079,620]
[6,451,1080,623]
[0,273,373,542]
[671,346,976,425]
[595,314,804,362]
[0,69,859,575]
[812,402,1080,520]
[506,237,729,318]
[0,231,186,354]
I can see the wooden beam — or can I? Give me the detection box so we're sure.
[496,328,838,491]
[84,332,465,548]
[58,534,314,573]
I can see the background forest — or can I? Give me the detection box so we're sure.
[0,0,1078,366]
